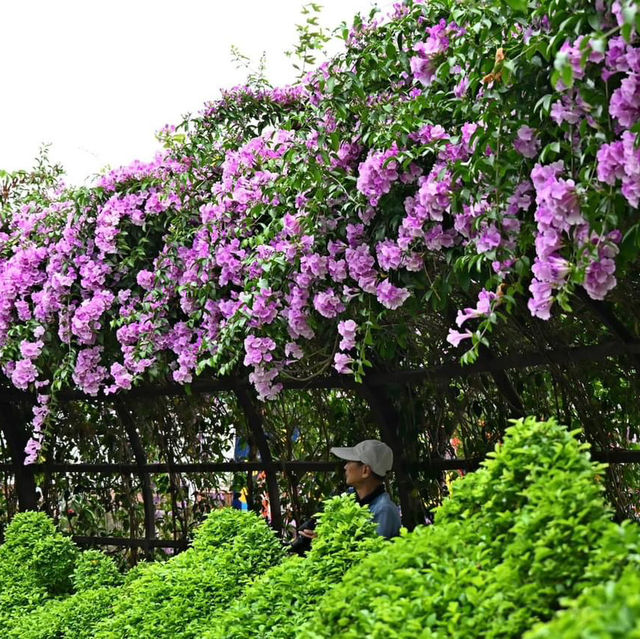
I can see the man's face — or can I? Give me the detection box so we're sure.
[344,460,366,486]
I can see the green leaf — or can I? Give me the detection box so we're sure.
[502,0,528,13]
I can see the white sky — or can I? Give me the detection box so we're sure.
[1,0,394,185]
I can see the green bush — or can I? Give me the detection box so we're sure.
[5,419,640,638]
[91,508,285,639]
[6,587,118,639]
[1,512,57,557]
[0,512,78,630]
[204,493,385,639]
[4,548,123,639]
[525,565,640,638]
[31,536,79,595]
[72,550,123,591]
[300,417,623,638]
[189,505,264,553]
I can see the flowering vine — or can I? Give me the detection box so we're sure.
[1,0,639,461]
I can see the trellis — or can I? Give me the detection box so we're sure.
[1,332,639,554]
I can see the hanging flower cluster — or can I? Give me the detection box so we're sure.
[1,0,639,460]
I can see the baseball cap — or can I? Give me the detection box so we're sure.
[330,440,393,477]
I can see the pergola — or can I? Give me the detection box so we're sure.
[1,283,638,553]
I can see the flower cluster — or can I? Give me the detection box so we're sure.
[410,19,463,86]
[0,0,637,454]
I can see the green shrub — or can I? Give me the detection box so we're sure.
[300,417,620,638]
[92,508,284,639]
[31,536,79,595]
[204,493,386,639]
[0,512,78,630]
[525,565,640,638]
[72,550,123,591]
[1,512,57,558]
[189,505,263,553]
[6,586,118,639]
[0,579,48,632]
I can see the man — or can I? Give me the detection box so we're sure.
[298,439,401,543]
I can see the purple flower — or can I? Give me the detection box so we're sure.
[446,329,473,347]
[455,289,497,326]
[333,353,354,374]
[513,125,541,159]
[598,131,640,207]
[328,258,347,281]
[531,161,583,232]
[313,289,345,318]
[282,213,302,236]
[249,365,283,400]
[11,358,38,390]
[136,270,155,290]
[337,319,358,351]
[375,281,410,310]
[596,139,626,185]
[356,146,399,207]
[109,362,133,391]
[243,335,277,366]
[411,124,448,145]
[301,253,328,279]
[476,225,502,253]
[345,244,377,293]
[376,240,403,271]
[531,255,570,285]
[550,97,583,125]
[527,279,554,320]
[410,55,438,86]
[72,347,107,396]
[249,288,279,327]
[20,340,43,359]
[453,76,469,98]
[285,342,303,360]
[583,257,617,300]
[609,73,640,128]
[410,19,461,86]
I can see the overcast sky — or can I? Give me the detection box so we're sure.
[1,0,393,184]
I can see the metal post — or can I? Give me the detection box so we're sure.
[234,385,283,534]
[0,402,37,511]
[115,401,156,557]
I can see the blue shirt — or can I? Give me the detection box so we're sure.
[368,490,401,538]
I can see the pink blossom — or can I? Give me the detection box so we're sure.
[584,257,617,300]
[11,359,38,390]
[285,342,304,360]
[337,320,358,351]
[513,125,541,159]
[243,335,277,366]
[528,279,554,320]
[249,365,283,400]
[136,270,155,290]
[333,353,354,374]
[72,347,107,396]
[609,73,640,128]
[108,363,133,392]
[453,76,469,98]
[356,146,399,207]
[313,289,345,318]
[456,289,496,326]
[410,19,461,86]
[20,340,44,359]
[376,240,403,271]
[446,329,473,347]
[476,226,502,253]
[375,281,410,310]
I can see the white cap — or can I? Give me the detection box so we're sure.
[330,440,393,477]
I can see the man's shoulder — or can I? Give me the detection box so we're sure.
[369,491,399,512]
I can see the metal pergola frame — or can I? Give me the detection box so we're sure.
[0,335,638,553]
